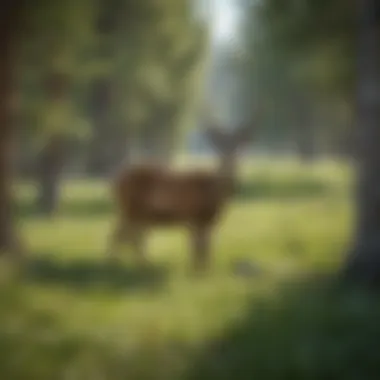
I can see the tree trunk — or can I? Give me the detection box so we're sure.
[36,71,69,216]
[295,122,316,163]
[292,92,317,163]
[0,3,23,256]
[86,78,130,176]
[86,78,112,176]
[36,136,66,216]
[87,132,129,176]
[138,125,176,165]
[337,126,355,160]
[343,0,380,286]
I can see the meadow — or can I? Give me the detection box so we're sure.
[2,159,380,379]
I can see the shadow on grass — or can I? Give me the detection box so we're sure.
[184,274,380,380]
[0,284,187,380]
[2,271,380,379]
[23,256,169,293]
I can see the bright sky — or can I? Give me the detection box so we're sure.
[211,0,238,43]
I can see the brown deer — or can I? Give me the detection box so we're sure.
[106,118,257,271]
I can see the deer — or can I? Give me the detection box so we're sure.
[106,116,258,272]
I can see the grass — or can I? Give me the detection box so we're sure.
[3,159,378,379]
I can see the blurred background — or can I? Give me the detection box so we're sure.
[2,0,379,379]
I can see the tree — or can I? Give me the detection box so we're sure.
[22,0,96,215]
[0,2,25,257]
[234,1,321,158]
[86,0,208,174]
[85,0,129,176]
[343,0,380,285]
[248,0,380,283]
[133,23,209,163]
[234,0,356,158]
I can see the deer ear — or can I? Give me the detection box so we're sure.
[201,103,229,149]
[234,104,264,145]
[205,126,228,149]
[234,123,256,146]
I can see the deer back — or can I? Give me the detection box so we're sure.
[113,164,229,226]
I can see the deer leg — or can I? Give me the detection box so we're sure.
[106,221,128,261]
[130,226,148,266]
[190,225,212,272]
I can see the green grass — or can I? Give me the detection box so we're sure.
[3,160,378,379]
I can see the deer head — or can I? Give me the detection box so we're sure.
[203,110,259,194]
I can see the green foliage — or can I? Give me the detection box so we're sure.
[255,0,355,97]
[17,0,209,167]
[234,0,356,155]
[22,0,98,74]
[18,0,98,150]
[123,2,209,141]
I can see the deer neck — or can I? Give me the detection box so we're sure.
[217,153,237,197]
